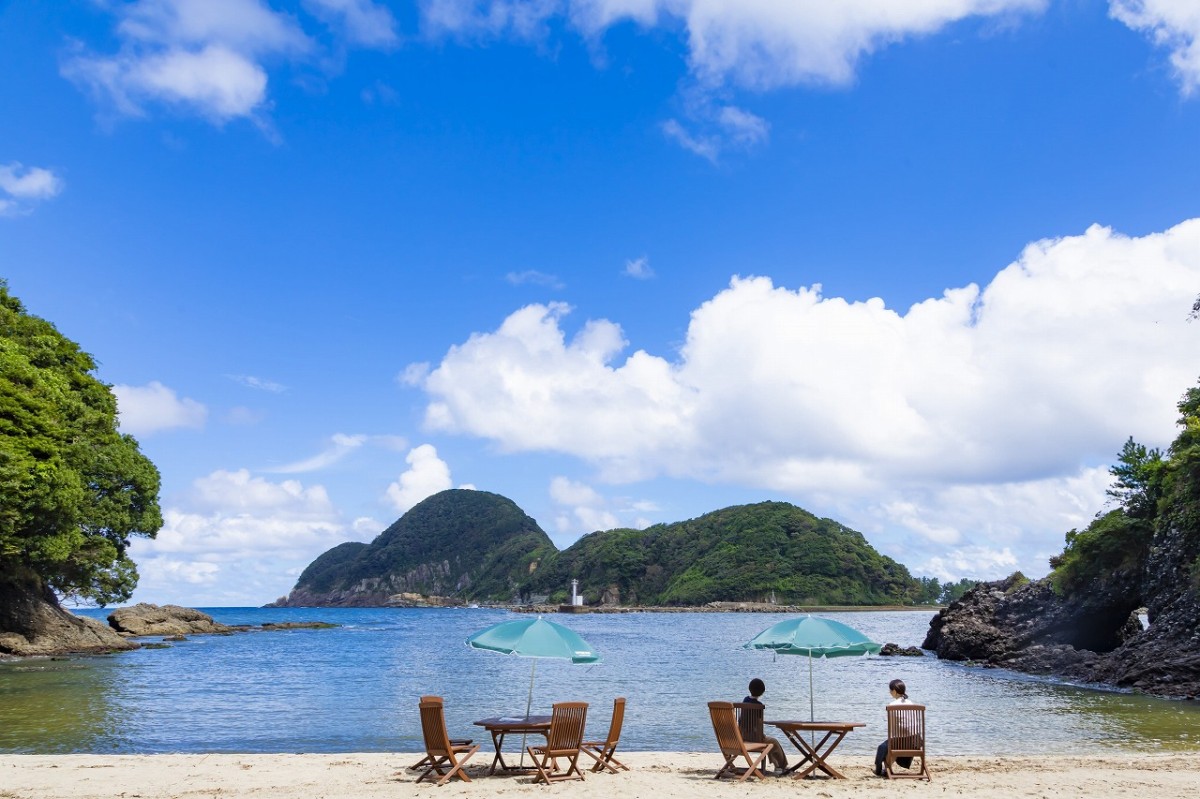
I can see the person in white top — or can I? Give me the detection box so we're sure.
[874,678,914,776]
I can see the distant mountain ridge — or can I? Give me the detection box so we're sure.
[271,490,921,607]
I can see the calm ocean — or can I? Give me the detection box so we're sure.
[1,607,1196,755]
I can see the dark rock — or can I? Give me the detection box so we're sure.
[107,603,232,637]
[879,643,925,657]
[0,572,136,657]
[259,622,337,630]
[163,634,187,641]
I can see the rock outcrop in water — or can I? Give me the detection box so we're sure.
[0,572,135,657]
[107,603,233,637]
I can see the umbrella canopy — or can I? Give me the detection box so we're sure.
[743,614,882,658]
[466,616,600,663]
[744,615,881,723]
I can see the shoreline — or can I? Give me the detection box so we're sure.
[1,751,1196,798]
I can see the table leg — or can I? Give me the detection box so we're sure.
[487,729,508,775]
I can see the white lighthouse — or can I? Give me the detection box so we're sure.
[570,579,583,607]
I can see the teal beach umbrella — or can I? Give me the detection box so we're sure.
[466,617,600,720]
[744,615,881,722]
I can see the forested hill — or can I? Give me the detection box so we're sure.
[526,501,919,606]
[272,489,555,606]
[274,491,921,607]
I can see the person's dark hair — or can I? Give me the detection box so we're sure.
[748,678,765,697]
[888,679,907,698]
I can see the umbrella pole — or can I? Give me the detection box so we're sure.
[808,654,815,747]
[519,659,536,767]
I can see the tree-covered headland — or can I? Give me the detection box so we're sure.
[1,282,162,652]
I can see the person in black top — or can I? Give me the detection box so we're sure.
[743,677,788,773]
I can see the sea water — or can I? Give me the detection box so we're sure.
[1,607,1196,754]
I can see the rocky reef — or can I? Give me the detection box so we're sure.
[923,571,1198,699]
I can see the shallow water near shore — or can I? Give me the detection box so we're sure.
[1,607,1196,755]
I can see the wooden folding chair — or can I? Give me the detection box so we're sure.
[708,701,773,782]
[884,704,930,781]
[581,697,629,773]
[408,696,473,771]
[527,701,589,784]
[414,697,480,785]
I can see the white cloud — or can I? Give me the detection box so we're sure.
[228,374,287,392]
[304,0,400,48]
[62,0,310,123]
[506,269,566,289]
[550,476,621,534]
[1111,0,1200,95]
[0,163,64,216]
[384,444,455,512]
[128,468,350,605]
[623,256,654,279]
[421,1,1045,88]
[267,433,369,473]
[662,101,771,160]
[114,381,208,435]
[418,218,1200,579]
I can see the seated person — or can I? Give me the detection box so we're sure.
[874,678,916,776]
[742,678,788,773]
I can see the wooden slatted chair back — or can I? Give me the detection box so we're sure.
[600,697,625,747]
[546,702,589,751]
[885,704,930,780]
[709,702,744,756]
[419,699,453,757]
[733,702,765,743]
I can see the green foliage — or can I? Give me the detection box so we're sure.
[525,501,921,606]
[0,282,162,604]
[1003,572,1028,593]
[938,577,978,604]
[1106,437,1165,519]
[1049,510,1151,596]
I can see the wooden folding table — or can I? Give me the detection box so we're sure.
[766,720,865,779]
[473,715,552,775]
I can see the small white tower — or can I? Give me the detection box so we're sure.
[571,579,583,607]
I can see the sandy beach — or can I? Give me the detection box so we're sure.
[2,751,1197,799]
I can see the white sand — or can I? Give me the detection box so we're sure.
[2,751,1197,799]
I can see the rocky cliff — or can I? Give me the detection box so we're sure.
[924,385,1200,699]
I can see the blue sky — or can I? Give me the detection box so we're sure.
[3,0,1199,607]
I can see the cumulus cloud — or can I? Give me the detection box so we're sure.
[62,0,310,123]
[550,477,619,533]
[1111,0,1200,95]
[385,444,456,512]
[61,0,400,124]
[417,218,1200,578]
[114,381,208,435]
[0,162,64,216]
[129,468,353,605]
